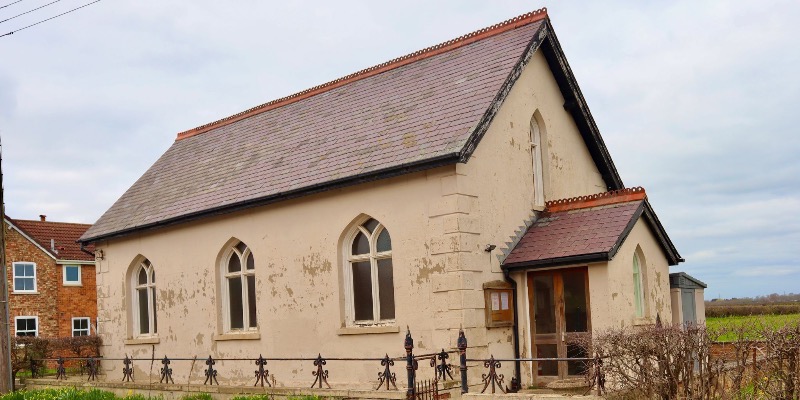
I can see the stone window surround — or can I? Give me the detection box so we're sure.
[133,259,157,338]
[342,216,396,328]
[219,241,258,335]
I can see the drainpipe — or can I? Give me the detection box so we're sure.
[80,243,95,257]
[503,269,522,386]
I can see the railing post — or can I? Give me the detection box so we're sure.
[405,328,415,399]
[458,328,468,394]
[29,358,37,379]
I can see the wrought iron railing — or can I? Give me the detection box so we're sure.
[29,328,606,397]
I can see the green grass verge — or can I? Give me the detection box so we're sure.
[707,313,800,341]
[0,389,323,400]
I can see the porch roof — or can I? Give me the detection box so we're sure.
[502,188,683,269]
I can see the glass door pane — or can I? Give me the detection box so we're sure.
[562,269,588,333]
[532,274,556,334]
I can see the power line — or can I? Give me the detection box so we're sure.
[0,0,25,10]
[0,0,101,38]
[0,0,61,24]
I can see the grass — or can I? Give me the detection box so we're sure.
[706,313,800,341]
[0,390,322,400]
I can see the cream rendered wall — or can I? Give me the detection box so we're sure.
[695,289,706,324]
[443,49,610,384]
[601,218,672,331]
[670,288,683,325]
[95,48,622,388]
[95,167,477,388]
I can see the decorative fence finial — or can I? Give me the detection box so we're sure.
[203,356,219,385]
[254,354,270,387]
[376,353,397,390]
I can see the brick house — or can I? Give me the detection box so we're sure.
[80,8,684,386]
[5,215,97,338]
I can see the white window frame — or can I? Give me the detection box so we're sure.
[633,253,645,318]
[220,242,257,333]
[132,260,157,337]
[72,317,91,336]
[12,262,37,293]
[63,264,82,286]
[15,316,38,337]
[530,116,545,207]
[343,218,395,326]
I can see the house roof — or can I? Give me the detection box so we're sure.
[502,188,683,269]
[7,218,95,262]
[81,8,624,243]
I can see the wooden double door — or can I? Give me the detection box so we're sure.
[527,267,591,380]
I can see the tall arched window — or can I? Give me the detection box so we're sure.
[633,251,646,318]
[221,241,257,331]
[530,113,545,206]
[134,259,157,336]
[345,218,394,324]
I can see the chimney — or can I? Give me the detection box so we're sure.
[39,215,46,222]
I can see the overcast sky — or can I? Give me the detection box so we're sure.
[0,1,798,299]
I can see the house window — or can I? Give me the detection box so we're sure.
[63,265,81,285]
[633,253,645,317]
[133,259,157,336]
[13,262,36,293]
[72,317,90,336]
[221,241,257,332]
[15,316,38,337]
[530,114,545,206]
[345,218,395,325]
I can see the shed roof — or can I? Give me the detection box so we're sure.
[669,272,707,289]
[7,218,95,262]
[81,8,623,243]
[503,188,683,269]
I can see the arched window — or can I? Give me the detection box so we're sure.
[530,113,545,206]
[345,218,394,324]
[133,259,157,336]
[633,251,646,318]
[221,241,257,331]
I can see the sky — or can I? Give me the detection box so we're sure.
[0,1,798,299]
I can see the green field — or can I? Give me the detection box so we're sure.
[706,313,800,341]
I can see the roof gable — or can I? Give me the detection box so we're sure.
[81,8,625,243]
[503,188,682,269]
[7,218,95,262]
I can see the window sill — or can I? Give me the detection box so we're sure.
[633,317,654,326]
[12,291,39,295]
[213,332,261,341]
[124,337,160,345]
[337,326,400,335]
[62,283,82,287]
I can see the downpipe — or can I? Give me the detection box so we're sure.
[503,269,522,387]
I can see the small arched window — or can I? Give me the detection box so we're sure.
[134,259,157,336]
[345,218,394,324]
[530,113,545,206]
[633,252,645,318]
[221,241,257,331]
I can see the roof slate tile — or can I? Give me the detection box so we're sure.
[82,16,546,242]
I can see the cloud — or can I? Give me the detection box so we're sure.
[0,0,797,298]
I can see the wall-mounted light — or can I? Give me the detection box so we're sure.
[95,249,104,260]
[484,244,497,252]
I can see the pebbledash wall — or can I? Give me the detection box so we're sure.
[5,223,98,338]
[93,50,672,387]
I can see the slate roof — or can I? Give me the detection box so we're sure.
[503,188,682,268]
[81,8,624,243]
[9,218,95,262]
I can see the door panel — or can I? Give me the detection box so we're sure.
[529,267,590,381]
[682,289,696,324]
